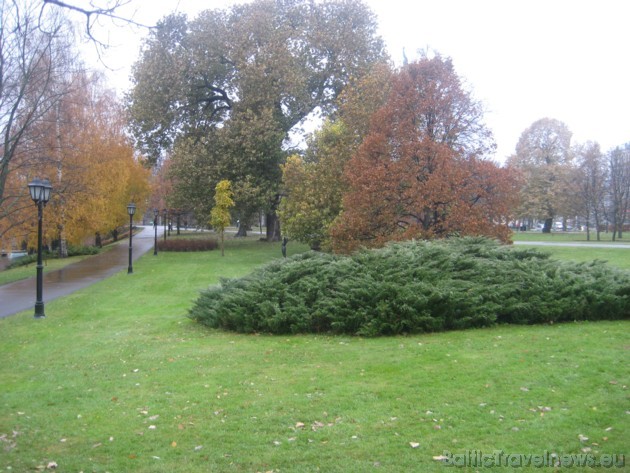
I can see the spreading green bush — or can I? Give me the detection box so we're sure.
[189,238,630,336]
[158,238,218,252]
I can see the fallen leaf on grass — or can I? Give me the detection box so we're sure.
[409,442,420,448]
[578,434,589,442]
[433,455,449,461]
[311,421,324,431]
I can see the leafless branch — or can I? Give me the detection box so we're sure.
[41,0,154,65]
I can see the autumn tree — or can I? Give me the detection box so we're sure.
[2,69,150,253]
[210,180,235,257]
[330,55,517,253]
[127,0,387,240]
[572,142,607,240]
[607,144,630,240]
[149,158,174,220]
[279,63,393,250]
[279,122,350,251]
[0,0,77,238]
[507,118,573,232]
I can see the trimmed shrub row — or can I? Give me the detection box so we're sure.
[189,238,630,336]
[158,238,218,252]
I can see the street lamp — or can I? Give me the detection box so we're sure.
[162,208,167,241]
[127,202,136,274]
[153,208,159,255]
[28,178,52,319]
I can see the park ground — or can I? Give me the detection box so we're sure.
[0,232,628,472]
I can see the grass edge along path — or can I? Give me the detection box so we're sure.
[0,239,628,472]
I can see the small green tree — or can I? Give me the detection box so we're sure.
[210,180,234,256]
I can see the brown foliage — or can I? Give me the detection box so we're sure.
[330,56,518,253]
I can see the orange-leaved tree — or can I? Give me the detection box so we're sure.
[330,55,518,253]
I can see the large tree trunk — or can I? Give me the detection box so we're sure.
[266,212,281,241]
[235,224,248,237]
[542,218,553,233]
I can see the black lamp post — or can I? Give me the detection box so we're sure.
[153,208,159,255]
[162,208,167,241]
[28,178,52,319]
[127,202,136,274]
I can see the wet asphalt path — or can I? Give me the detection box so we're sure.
[0,226,160,319]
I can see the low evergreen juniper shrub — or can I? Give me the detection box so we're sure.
[189,238,630,335]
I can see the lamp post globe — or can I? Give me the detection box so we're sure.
[127,202,136,274]
[27,178,52,319]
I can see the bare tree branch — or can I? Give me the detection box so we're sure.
[40,0,154,65]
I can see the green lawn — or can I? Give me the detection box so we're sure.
[512,230,628,243]
[518,246,630,271]
[0,238,628,472]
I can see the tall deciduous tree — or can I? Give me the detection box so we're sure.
[507,118,573,232]
[573,142,607,240]
[210,179,234,257]
[607,144,630,240]
[127,0,387,240]
[279,63,393,250]
[0,0,75,237]
[2,70,150,252]
[330,56,517,253]
[279,122,350,251]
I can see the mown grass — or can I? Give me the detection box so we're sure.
[512,230,628,243]
[519,246,630,271]
[0,238,628,472]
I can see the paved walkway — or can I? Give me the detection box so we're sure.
[0,226,160,319]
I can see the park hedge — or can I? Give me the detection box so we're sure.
[189,238,630,336]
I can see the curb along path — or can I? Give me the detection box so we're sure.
[0,226,160,319]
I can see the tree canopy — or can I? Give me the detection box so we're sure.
[0,1,150,252]
[330,56,517,253]
[507,117,573,232]
[126,0,387,239]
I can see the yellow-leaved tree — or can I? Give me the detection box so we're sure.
[1,72,150,255]
[210,180,234,256]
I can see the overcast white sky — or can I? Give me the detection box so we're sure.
[82,0,630,163]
